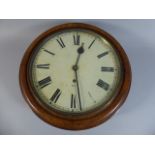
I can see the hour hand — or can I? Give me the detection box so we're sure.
[73,43,85,68]
[77,43,84,54]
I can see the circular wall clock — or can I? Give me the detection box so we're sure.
[19,23,131,130]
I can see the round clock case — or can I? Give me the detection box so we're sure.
[19,23,131,130]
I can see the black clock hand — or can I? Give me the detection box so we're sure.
[72,43,85,111]
[74,43,84,66]
[74,69,82,111]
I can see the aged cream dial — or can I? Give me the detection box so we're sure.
[29,29,122,113]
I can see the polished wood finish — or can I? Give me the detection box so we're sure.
[19,23,132,130]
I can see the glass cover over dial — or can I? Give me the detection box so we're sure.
[29,29,123,114]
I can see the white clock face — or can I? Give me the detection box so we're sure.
[29,29,122,113]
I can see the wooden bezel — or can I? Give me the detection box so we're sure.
[19,23,132,130]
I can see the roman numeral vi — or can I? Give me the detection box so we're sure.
[71,94,76,109]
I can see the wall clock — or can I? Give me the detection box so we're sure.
[19,23,131,130]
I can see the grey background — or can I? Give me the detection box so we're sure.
[0,19,155,134]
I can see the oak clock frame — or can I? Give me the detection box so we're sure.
[19,23,131,130]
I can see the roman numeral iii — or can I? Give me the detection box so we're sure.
[38,76,51,89]
[73,34,80,45]
[56,37,65,48]
[50,89,62,103]
[101,67,114,72]
[96,79,109,91]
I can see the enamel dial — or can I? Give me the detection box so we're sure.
[29,29,122,114]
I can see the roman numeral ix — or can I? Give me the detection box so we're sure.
[36,64,50,69]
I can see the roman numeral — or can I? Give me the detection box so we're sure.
[56,37,65,48]
[96,79,109,91]
[42,48,55,55]
[97,51,109,58]
[50,88,62,103]
[36,64,50,69]
[38,76,51,89]
[70,94,76,109]
[73,34,80,45]
[88,39,96,49]
[101,67,114,72]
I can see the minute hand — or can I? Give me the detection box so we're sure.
[74,69,82,111]
[72,44,85,111]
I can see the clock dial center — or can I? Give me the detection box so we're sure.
[72,65,79,71]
